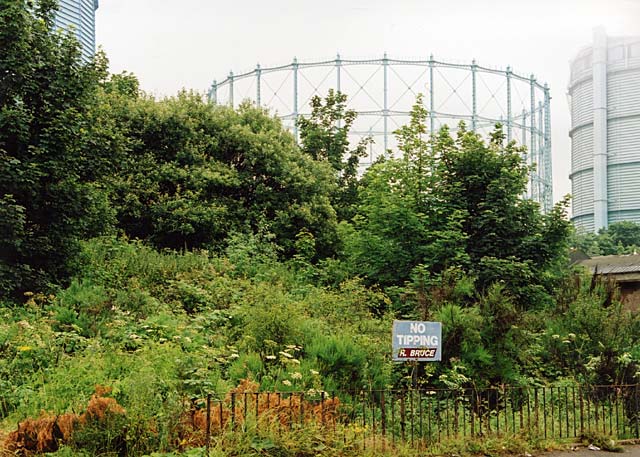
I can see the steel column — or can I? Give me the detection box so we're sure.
[293,57,299,141]
[506,66,512,142]
[522,109,528,198]
[336,54,342,129]
[593,27,608,231]
[256,64,261,106]
[229,71,234,107]
[383,53,389,151]
[209,80,217,104]
[336,53,342,93]
[472,60,478,131]
[538,101,544,204]
[530,75,537,202]
[544,84,553,211]
[429,54,435,137]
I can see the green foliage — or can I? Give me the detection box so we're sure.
[307,334,368,391]
[339,97,573,385]
[297,89,369,221]
[106,93,339,257]
[345,99,571,311]
[240,287,302,353]
[0,14,632,452]
[572,221,640,256]
[0,0,115,298]
[537,273,640,385]
[436,124,571,307]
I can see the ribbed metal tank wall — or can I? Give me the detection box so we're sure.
[54,0,99,61]
[569,31,640,233]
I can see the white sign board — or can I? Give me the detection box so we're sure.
[392,320,442,362]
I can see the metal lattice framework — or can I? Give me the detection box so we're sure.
[209,55,552,212]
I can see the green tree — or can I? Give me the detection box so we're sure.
[343,97,469,289]
[608,221,640,249]
[572,221,640,256]
[345,97,571,308]
[344,101,573,384]
[437,123,571,307]
[106,93,338,257]
[0,0,112,297]
[297,89,369,221]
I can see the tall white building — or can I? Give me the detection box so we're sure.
[569,28,640,233]
[53,0,99,61]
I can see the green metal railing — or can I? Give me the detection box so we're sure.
[193,384,640,452]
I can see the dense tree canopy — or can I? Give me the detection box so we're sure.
[338,99,574,385]
[104,92,339,257]
[0,0,112,297]
[572,221,640,256]
[344,98,572,310]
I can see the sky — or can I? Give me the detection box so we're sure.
[95,0,640,208]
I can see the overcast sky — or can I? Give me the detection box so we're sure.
[96,0,640,207]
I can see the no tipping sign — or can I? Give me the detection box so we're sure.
[392,320,442,362]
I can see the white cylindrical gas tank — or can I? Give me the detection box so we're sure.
[569,30,640,233]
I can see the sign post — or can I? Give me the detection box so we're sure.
[392,320,442,362]
[392,320,442,389]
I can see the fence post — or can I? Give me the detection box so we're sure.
[470,389,475,437]
[289,393,294,431]
[391,391,396,446]
[381,390,387,448]
[231,392,236,431]
[520,387,531,429]
[550,386,555,438]
[332,392,337,435]
[254,393,259,432]
[571,386,578,438]
[565,386,570,439]
[495,388,499,435]
[635,384,639,439]
[362,391,367,450]
[400,393,406,442]
[410,389,414,447]
[543,388,547,439]
[427,392,432,443]
[454,392,459,436]
[580,386,584,436]
[206,394,211,455]
[478,390,483,437]
[533,388,538,435]
[243,393,248,432]
[219,400,224,433]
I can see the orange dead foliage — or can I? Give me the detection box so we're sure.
[2,381,342,455]
[177,379,341,448]
[2,385,125,456]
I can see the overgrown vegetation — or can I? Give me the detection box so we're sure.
[572,221,640,256]
[3,0,640,455]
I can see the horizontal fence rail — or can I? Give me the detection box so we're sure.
[185,385,640,452]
